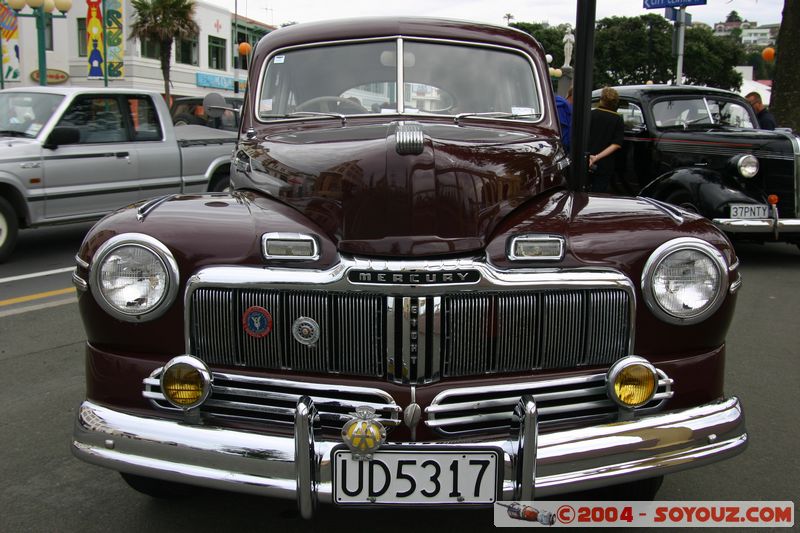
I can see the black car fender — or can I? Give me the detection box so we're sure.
[640,167,762,218]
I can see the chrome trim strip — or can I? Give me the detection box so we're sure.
[387,297,396,378]
[136,194,176,222]
[730,276,743,295]
[72,271,88,292]
[514,396,537,500]
[295,397,317,520]
[74,254,89,269]
[72,396,747,514]
[417,297,427,383]
[396,38,404,114]
[430,296,442,382]
[401,297,411,381]
[712,218,800,233]
[637,196,684,224]
[262,232,320,261]
[728,259,740,272]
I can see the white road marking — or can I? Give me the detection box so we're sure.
[0,266,75,285]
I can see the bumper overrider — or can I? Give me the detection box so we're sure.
[73,393,746,519]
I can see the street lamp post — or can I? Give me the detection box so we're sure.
[7,0,72,87]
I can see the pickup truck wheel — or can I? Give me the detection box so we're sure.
[120,473,196,499]
[664,190,699,214]
[209,175,230,193]
[0,197,19,263]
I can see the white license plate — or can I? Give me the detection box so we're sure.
[730,203,769,219]
[333,449,498,505]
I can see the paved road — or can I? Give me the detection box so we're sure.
[0,238,797,532]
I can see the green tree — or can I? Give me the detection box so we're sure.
[592,15,673,86]
[129,0,200,103]
[683,25,745,90]
[511,21,571,68]
[726,11,743,23]
[771,0,797,130]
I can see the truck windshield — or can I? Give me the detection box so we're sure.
[652,97,755,129]
[258,39,541,122]
[0,92,64,138]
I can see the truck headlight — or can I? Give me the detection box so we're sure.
[642,238,728,325]
[90,233,179,322]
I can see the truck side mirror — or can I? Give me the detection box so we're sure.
[203,93,229,118]
[43,126,80,149]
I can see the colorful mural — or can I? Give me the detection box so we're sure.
[87,0,124,79]
[0,2,21,82]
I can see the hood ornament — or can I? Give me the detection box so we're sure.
[395,122,424,155]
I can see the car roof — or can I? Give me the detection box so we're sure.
[592,84,745,100]
[0,86,165,98]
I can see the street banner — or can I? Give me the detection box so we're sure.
[0,2,21,81]
[87,0,125,80]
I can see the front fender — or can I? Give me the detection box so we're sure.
[640,168,762,218]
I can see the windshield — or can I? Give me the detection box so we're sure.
[258,39,541,121]
[652,97,755,129]
[0,92,64,138]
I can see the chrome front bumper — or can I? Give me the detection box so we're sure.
[713,217,800,235]
[73,396,746,518]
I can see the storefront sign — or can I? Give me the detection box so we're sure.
[30,69,70,84]
[196,72,246,91]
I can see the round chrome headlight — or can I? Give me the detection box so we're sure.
[642,238,728,325]
[736,154,759,178]
[90,233,179,322]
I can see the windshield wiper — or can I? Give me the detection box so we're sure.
[262,112,347,125]
[454,112,541,125]
[0,129,31,138]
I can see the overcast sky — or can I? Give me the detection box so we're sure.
[216,0,784,28]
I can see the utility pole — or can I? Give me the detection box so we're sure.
[675,7,685,85]
[234,0,238,93]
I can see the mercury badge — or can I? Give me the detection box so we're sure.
[341,406,386,460]
[242,306,273,338]
[292,316,320,346]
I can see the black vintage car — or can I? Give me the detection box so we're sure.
[594,85,800,249]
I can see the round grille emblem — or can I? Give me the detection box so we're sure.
[292,316,320,346]
[242,306,273,338]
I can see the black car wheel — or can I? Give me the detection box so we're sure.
[0,196,19,263]
[665,190,700,214]
[120,472,196,498]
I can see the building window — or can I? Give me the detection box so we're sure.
[141,37,160,60]
[208,36,226,70]
[45,15,53,51]
[176,36,199,66]
[77,18,87,57]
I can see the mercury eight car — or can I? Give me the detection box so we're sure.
[71,18,747,518]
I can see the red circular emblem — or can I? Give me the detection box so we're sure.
[242,306,273,338]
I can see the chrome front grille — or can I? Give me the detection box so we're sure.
[144,370,401,431]
[425,371,672,436]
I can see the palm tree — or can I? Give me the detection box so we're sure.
[129,0,200,103]
[504,13,515,25]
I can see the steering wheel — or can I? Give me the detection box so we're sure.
[295,96,367,114]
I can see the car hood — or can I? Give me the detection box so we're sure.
[236,120,563,256]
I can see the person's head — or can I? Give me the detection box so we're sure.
[598,86,619,111]
[745,92,765,112]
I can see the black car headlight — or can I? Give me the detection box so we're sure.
[642,238,728,325]
[731,154,759,179]
[90,233,179,322]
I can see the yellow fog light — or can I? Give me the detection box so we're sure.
[341,406,386,460]
[160,356,212,409]
[607,356,658,409]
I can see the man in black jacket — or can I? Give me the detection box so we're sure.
[745,92,777,130]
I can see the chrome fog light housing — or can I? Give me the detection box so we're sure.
[90,233,179,322]
[734,154,759,179]
[642,238,728,325]
[160,356,212,409]
[262,232,319,260]
[508,235,565,261]
[607,356,658,409]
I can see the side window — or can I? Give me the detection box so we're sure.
[126,96,163,141]
[618,101,645,131]
[57,95,128,143]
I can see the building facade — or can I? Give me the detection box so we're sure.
[0,0,272,99]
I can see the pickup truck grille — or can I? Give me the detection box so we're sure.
[189,287,631,384]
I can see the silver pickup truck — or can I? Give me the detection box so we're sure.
[0,87,236,262]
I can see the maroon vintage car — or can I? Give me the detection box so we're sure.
[71,18,746,517]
